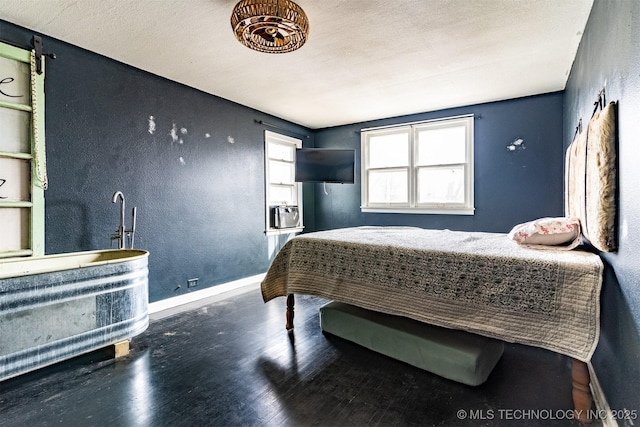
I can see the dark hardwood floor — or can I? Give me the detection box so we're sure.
[0,287,594,426]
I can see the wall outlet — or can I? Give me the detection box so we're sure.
[187,278,199,288]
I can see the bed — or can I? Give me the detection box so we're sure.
[262,226,603,361]
[261,100,616,423]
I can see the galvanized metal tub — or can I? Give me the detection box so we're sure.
[0,249,149,381]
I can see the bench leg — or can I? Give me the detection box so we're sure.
[286,294,295,330]
[572,358,592,424]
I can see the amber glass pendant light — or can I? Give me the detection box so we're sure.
[231,0,309,53]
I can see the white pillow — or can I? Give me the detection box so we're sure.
[508,217,581,250]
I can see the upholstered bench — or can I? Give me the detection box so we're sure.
[319,301,504,386]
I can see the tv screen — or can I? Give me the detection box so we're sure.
[295,148,356,183]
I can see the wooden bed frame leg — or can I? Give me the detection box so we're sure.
[572,358,593,424]
[286,294,295,331]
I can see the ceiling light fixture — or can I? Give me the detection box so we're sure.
[230,0,309,54]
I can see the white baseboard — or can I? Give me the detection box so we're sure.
[148,273,265,316]
[589,361,619,427]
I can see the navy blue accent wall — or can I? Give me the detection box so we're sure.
[0,20,314,303]
[564,0,640,420]
[311,93,565,233]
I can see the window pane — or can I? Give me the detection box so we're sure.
[268,184,296,205]
[268,142,294,161]
[368,170,408,203]
[417,165,465,204]
[368,132,409,168]
[0,108,30,153]
[0,208,29,251]
[416,125,466,166]
[0,56,31,105]
[268,160,294,185]
[0,158,30,201]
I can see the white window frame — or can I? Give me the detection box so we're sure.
[264,130,303,235]
[361,115,474,215]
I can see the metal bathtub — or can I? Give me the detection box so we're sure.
[0,249,149,381]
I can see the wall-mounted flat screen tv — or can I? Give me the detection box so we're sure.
[295,148,356,184]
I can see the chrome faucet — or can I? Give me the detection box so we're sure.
[111,191,137,249]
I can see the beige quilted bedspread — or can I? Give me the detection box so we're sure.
[261,227,603,362]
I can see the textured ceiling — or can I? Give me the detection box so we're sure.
[0,0,593,129]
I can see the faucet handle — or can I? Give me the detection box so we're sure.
[110,233,119,248]
[126,207,137,249]
[131,207,137,231]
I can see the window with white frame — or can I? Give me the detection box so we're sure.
[361,115,474,215]
[264,130,303,233]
